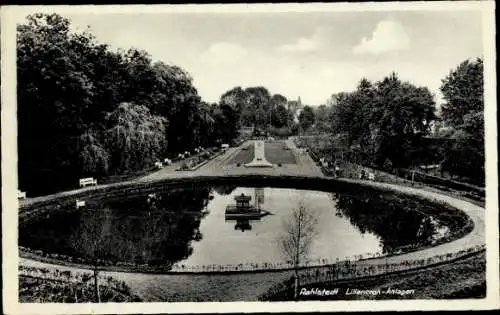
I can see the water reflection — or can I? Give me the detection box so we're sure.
[224,188,270,232]
[213,185,237,196]
[333,192,444,254]
[234,219,252,231]
[19,185,451,269]
[20,187,211,268]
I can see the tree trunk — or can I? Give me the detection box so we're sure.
[293,270,299,301]
[94,266,101,303]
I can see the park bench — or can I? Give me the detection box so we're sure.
[75,199,85,209]
[79,177,97,188]
[17,190,26,199]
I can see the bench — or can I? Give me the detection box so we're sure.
[17,190,26,199]
[79,177,97,187]
[75,199,86,208]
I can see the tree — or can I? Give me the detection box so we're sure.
[328,74,436,169]
[298,105,315,132]
[439,58,484,185]
[271,94,288,109]
[17,13,204,195]
[313,105,331,133]
[103,102,167,173]
[370,74,436,168]
[270,105,289,128]
[220,86,247,114]
[278,203,319,300]
[70,208,115,302]
[17,13,97,194]
[440,58,483,128]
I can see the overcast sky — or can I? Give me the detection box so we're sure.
[45,10,483,106]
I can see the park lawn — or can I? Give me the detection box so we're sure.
[265,141,296,164]
[19,276,142,303]
[263,252,486,301]
[226,144,254,165]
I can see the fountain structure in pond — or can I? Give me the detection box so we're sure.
[225,188,270,231]
[244,140,273,168]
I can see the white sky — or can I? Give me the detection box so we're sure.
[19,8,485,106]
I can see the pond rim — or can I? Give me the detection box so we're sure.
[18,174,481,275]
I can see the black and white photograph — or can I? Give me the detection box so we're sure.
[1,2,498,314]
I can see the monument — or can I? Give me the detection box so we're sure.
[244,140,273,168]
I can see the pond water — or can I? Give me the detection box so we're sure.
[19,185,449,269]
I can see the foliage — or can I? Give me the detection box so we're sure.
[440,58,483,128]
[298,106,316,132]
[313,105,331,133]
[270,105,290,128]
[439,58,484,185]
[328,74,436,169]
[219,86,300,131]
[17,13,239,195]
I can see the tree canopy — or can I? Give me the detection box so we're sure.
[439,58,484,184]
[17,13,239,195]
[298,106,316,132]
[327,74,436,169]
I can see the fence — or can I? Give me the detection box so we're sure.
[261,244,485,298]
[166,244,484,274]
[396,169,485,199]
[19,265,129,293]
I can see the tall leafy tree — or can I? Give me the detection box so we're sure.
[271,94,288,109]
[440,58,484,128]
[439,58,484,184]
[313,104,332,133]
[103,102,167,174]
[328,74,436,169]
[17,13,205,194]
[271,105,290,128]
[298,105,315,132]
[17,14,96,193]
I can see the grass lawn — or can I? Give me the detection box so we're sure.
[265,141,296,164]
[226,140,298,165]
[261,252,486,301]
[19,276,142,303]
[226,144,254,164]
